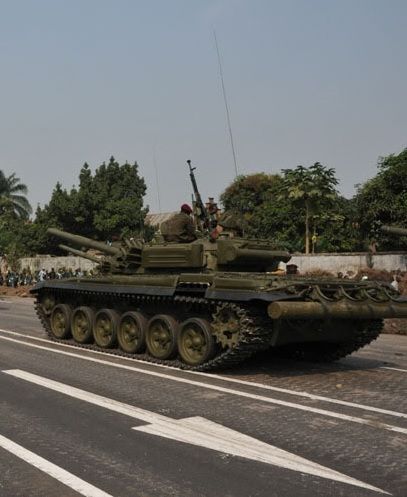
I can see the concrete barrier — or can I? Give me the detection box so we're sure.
[289,252,406,274]
[18,251,406,275]
[19,256,97,273]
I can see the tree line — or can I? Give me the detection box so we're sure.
[0,157,149,265]
[0,150,406,264]
[221,149,407,253]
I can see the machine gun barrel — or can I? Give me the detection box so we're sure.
[47,228,120,256]
[58,244,102,263]
[381,225,407,237]
[187,160,210,229]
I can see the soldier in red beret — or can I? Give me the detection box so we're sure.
[161,204,197,243]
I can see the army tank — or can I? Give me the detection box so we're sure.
[31,225,407,371]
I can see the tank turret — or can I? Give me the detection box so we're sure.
[48,227,291,274]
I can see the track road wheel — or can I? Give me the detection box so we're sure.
[178,318,215,366]
[71,306,94,344]
[93,309,119,348]
[146,314,178,360]
[118,311,147,353]
[41,294,56,316]
[50,304,72,339]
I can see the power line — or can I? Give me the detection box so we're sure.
[213,30,239,178]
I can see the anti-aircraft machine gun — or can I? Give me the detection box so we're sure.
[187,160,211,232]
[30,170,407,371]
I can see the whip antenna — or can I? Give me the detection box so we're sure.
[214,30,239,177]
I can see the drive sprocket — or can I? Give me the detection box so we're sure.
[211,302,247,349]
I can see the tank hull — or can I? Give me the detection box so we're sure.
[31,273,406,370]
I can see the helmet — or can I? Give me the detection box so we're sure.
[181,203,193,214]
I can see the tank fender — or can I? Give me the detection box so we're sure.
[30,276,179,297]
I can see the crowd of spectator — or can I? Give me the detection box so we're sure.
[0,267,91,287]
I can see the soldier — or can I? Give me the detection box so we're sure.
[210,211,244,240]
[161,204,197,243]
[205,197,220,229]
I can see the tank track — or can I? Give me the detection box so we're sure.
[34,288,273,372]
[275,319,383,362]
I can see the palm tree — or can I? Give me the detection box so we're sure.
[0,170,32,219]
[280,163,338,254]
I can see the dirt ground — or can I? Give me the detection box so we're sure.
[0,285,32,298]
[1,282,406,336]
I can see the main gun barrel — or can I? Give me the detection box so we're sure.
[381,225,407,237]
[58,244,102,263]
[47,228,120,256]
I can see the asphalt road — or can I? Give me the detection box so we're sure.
[0,297,406,497]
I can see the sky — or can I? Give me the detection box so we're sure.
[1,0,406,215]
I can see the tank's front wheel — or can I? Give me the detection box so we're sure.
[146,315,178,360]
[50,304,72,339]
[41,294,56,316]
[93,309,119,348]
[118,311,147,353]
[178,318,215,366]
[71,306,94,344]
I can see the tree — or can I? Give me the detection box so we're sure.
[32,157,150,254]
[220,173,304,250]
[0,204,39,264]
[220,173,281,214]
[0,170,33,261]
[90,157,148,239]
[354,148,407,250]
[280,163,339,254]
[31,182,79,254]
[310,196,363,253]
[0,171,32,219]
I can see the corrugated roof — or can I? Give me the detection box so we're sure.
[145,212,176,227]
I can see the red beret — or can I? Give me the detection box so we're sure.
[181,203,193,214]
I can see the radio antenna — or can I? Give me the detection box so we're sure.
[214,30,239,177]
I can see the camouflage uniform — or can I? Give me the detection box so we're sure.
[162,212,197,243]
[210,212,244,240]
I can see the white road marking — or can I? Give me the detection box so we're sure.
[0,433,114,497]
[0,332,406,434]
[1,328,405,420]
[193,371,407,419]
[381,366,407,373]
[1,328,406,421]
[2,369,388,494]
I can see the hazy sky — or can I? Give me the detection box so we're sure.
[1,0,406,214]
